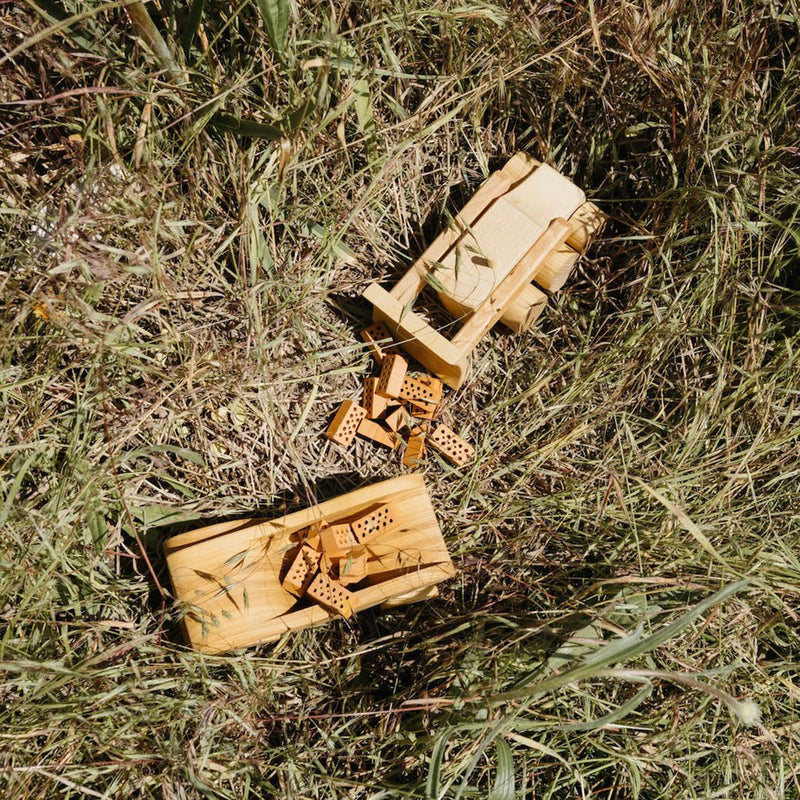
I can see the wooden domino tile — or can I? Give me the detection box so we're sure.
[318,522,358,558]
[399,374,443,406]
[337,550,367,586]
[306,572,355,618]
[326,400,368,447]
[350,504,398,545]
[376,354,408,399]
[362,377,391,419]
[357,417,398,449]
[384,406,409,432]
[427,424,474,466]
[281,544,320,597]
[408,398,437,420]
[403,433,426,469]
[360,321,393,364]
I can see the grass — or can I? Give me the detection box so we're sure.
[1,0,799,797]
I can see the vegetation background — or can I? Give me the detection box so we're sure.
[1,1,799,797]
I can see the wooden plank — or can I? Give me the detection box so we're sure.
[502,163,586,229]
[390,172,512,306]
[364,283,469,389]
[430,197,545,313]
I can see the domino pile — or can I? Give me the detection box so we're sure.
[325,321,474,468]
[282,504,398,618]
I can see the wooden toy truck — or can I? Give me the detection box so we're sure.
[164,475,454,654]
[362,152,606,388]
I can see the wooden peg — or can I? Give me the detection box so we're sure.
[357,417,398,449]
[360,321,393,364]
[376,353,408,398]
[326,400,368,447]
[281,544,320,597]
[318,523,358,558]
[350,504,399,545]
[565,201,607,253]
[306,572,355,618]
[428,424,474,467]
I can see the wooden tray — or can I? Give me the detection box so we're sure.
[164,475,455,654]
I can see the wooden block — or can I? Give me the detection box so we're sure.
[533,242,581,292]
[281,544,320,597]
[360,321,392,364]
[363,377,391,419]
[399,374,443,406]
[566,201,606,253]
[376,353,408,398]
[428,424,474,467]
[364,283,469,389]
[318,523,358,558]
[403,433,426,469]
[307,572,355,618]
[431,197,544,314]
[503,164,586,229]
[357,417,397,449]
[337,550,368,586]
[384,406,409,432]
[350,503,399,545]
[163,474,455,654]
[326,400,368,447]
[500,283,548,334]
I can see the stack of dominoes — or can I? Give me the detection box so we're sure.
[325,322,474,468]
[281,504,399,618]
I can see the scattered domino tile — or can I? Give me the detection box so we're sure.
[281,544,320,596]
[407,398,437,420]
[403,432,426,469]
[363,377,392,419]
[399,374,443,406]
[357,417,398,449]
[384,406,409,432]
[318,523,358,557]
[428,424,474,466]
[350,504,397,545]
[337,550,367,586]
[376,354,408,398]
[307,572,355,618]
[359,321,392,364]
[326,400,368,447]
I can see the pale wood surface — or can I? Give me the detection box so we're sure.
[450,218,571,352]
[565,201,607,252]
[164,475,454,654]
[391,172,512,306]
[364,282,469,389]
[362,153,601,385]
